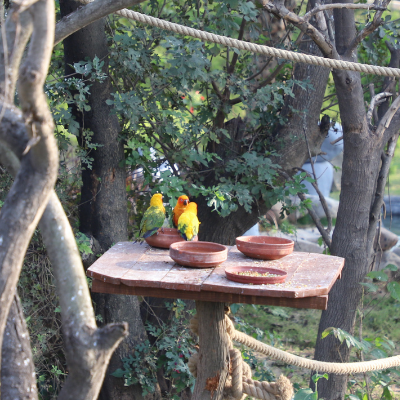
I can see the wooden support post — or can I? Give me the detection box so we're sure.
[192,301,231,400]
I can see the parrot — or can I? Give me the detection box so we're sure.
[177,202,200,241]
[172,195,190,228]
[139,193,166,238]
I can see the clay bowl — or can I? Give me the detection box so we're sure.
[169,241,228,268]
[225,266,287,285]
[236,236,294,260]
[145,228,198,249]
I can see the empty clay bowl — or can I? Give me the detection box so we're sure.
[225,266,287,284]
[169,241,228,268]
[236,236,294,260]
[145,228,198,249]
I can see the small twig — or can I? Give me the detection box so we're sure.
[296,167,332,235]
[278,169,332,250]
[330,135,343,145]
[211,80,223,100]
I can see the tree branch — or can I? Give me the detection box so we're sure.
[0,109,128,400]
[54,0,146,45]
[367,92,392,124]
[303,3,386,22]
[367,133,400,243]
[376,94,400,140]
[262,0,337,58]
[346,0,389,55]
[0,0,57,378]
[228,17,246,74]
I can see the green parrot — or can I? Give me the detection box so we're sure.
[139,193,166,238]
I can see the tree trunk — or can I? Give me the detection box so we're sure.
[312,5,399,399]
[192,301,230,400]
[59,2,150,399]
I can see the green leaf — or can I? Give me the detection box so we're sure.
[347,395,361,400]
[111,368,126,378]
[312,373,328,383]
[321,327,334,339]
[293,388,314,400]
[384,264,398,271]
[366,271,388,281]
[360,282,378,292]
[387,281,400,301]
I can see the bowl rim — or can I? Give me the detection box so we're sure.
[225,266,287,283]
[169,241,227,254]
[236,236,294,246]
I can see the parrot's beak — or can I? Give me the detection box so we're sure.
[183,200,189,205]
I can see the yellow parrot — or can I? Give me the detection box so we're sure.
[139,193,166,238]
[177,202,200,241]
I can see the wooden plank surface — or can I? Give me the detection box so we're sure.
[201,249,344,298]
[91,279,329,310]
[87,241,345,307]
[86,242,149,284]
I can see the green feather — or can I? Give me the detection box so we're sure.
[140,206,165,238]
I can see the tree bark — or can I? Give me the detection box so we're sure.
[313,4,400,399]
[1,294,38,400]
[59,2,150,399]
[192,301,230,400]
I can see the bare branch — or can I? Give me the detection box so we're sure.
[347,0,389,55]
[376,94,400,139]
[0,9,33,103]
[330,135,343,145]
[303,3,386,22]
[0,0,57,376]
[262,0,338,58]
[278,169,332,249]
[367,92,392,124]
[367,133,400,243]
[55,0,146,45]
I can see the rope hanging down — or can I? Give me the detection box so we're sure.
[80,0,400,78]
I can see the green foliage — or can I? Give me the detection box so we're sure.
[18,233,66,400]
[104,1,314,229]
[112,300,196,398]
[75,232,93,257]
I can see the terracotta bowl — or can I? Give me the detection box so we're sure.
[236,236,294,260]
[169,241,228,268]
[145,228,198,249]
[225,266,287,284]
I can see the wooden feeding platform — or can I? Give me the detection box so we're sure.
[87,241,345,310]
[88,241,345,400]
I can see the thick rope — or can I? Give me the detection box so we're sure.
[189,315,293,400]
[79,0,400,78]
[224,316,400,374]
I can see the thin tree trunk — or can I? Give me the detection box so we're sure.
[59,2,151,399]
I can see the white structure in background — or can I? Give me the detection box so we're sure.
[302,123,343,198]
[244,123,343,236]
